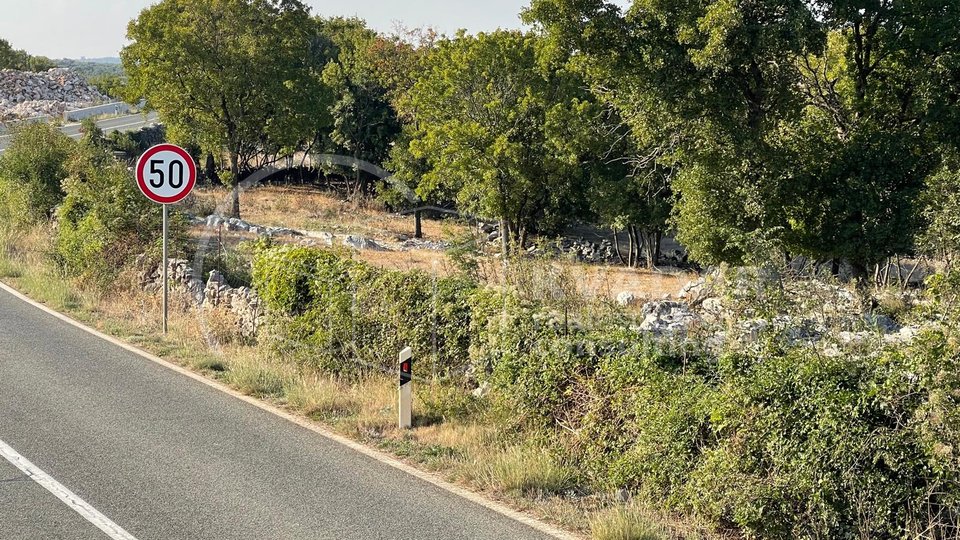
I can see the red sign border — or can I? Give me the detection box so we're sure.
[135,144,197,204]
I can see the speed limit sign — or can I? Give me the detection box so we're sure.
[135,143,198,335]
[135,144,197,204]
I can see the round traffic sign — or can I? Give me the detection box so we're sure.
[135,144,197,204]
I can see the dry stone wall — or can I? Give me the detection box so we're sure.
[139,258,262,340]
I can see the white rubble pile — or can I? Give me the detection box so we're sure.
[0,68,110,120]
[342,235,388,251]
[202,214,401,253]
[638,301,701,336]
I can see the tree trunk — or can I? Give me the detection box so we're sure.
[204,153,217,185]
[849,261,870,289]
[230,184,241,219]
[654,230,662,266]
[641,229,657,268]
[627,227,635,268]
[228,151,241,218]
[634,229,650,268]
[613,229,626,266]
[500,219,510,256]
[629,226,644,268]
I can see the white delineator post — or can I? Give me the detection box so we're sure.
[399,347,413,429]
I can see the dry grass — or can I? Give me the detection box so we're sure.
[590,505,675,540]
[354,248,454,275]
[588,503,719,540]
[191,185,695,301]
[193,185,460,242]
[284,375,361,419]
[466,445,577,497]
[222,350,296,398]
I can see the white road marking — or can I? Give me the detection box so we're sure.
[0,438,137,540]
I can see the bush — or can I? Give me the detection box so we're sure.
[252,242,960,538]
[55,144,184,284]
[107,124,167,159]
[0,123,74,228]
[481,293,960,538]
[253,244,477,378]
[565,335,960,539]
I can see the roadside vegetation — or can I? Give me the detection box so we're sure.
[1,0,960,538]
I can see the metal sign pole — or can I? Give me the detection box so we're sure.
[162,203,168,335]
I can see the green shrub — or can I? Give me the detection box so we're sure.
[252,242,960,538]
[107,125,167,159]
[0,123,74,228]
[55,145,184,284]
[253,244,477,378]
[570,336,960,539]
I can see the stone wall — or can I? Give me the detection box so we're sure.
[139,257,262,340]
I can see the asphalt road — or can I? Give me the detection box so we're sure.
[0,112,159,154]
[0,286,557,540]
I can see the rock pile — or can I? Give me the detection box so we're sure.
[139,258,262,339]
[0,68,110,120]
[557,237,617,263]
[204,214,301,238]
[478,222,619,262]
[343,235,388,251]
[626,269,925,352]
[637,301,700,336]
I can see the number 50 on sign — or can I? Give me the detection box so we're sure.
[136,144,197,204]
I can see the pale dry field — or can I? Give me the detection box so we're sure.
[191,185,696,299]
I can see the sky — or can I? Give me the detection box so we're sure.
[0,0,550,59]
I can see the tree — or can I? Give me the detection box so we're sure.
[55,143,173,284]
[392,31,592,253]
[918,160,960,270]
[525,2,677,267]
[0,38,55,71]
[527,0,960,276]
[315,17,402,197]
[782,0,960,276]
[122,0,330,217]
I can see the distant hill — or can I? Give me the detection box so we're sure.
[57,58,124,78]
[66,57,122,65]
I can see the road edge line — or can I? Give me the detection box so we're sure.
[0,280,580,540]
[0,438,138,540]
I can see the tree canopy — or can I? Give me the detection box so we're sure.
[0,39,55,71]
[526,0,960,273]
[391,30,604,252]
[113,0,960,274]
[122,0,331,217]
